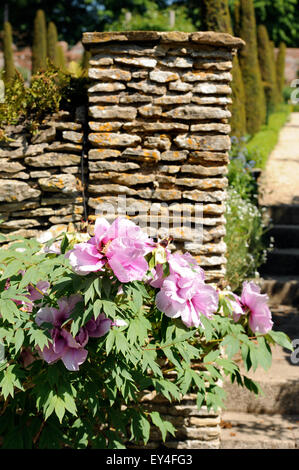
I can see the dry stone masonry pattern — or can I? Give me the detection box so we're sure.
[83,31,244,285]
[0,31,244,449]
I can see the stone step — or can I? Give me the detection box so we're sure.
[260,248,299,276]
[265,205,299,225]
[220,411,299,449]
[261,277,299,306]
[268,225,299,249]
[223,341,299,415]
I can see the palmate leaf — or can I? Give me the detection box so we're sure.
[0,364,24,399]
[150,411,176,442]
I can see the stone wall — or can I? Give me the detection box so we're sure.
[83,31,244,284]
[127,392,221,449]
[0,109,86,240]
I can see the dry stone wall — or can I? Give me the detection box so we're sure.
[0,110,86,240]
[83,31,244,284]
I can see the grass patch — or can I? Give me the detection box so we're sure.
[246,104,291,169]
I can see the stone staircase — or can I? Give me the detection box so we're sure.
[220,305,299,448]
[261,204,299,305]
[220,202,299,448]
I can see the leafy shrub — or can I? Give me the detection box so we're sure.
[0,66,89,137]
[224,188,269,293]
[0,218,291,448]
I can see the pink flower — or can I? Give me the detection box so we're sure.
[231,281,273,334]
[66,217,155,283]
[35,295,112,371]
[154,252,219,328]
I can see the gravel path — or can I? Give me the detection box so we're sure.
[259,112,299,206]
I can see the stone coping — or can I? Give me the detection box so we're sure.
[82,31,245,49]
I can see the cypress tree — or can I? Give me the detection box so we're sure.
[201,0,231,32]
[234,0,266,135]
[3,21,15,82]
[56,44,66,71]
[81,50,91,72]
[257,25,277,117]
[276,42,286,99]
[47,21,58,66]
[201,0,246,137]
[269,40,280,105]
[32,9,47,74]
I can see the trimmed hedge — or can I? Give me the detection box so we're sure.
[246,104,291,169]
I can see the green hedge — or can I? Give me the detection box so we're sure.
[246,104,291,169]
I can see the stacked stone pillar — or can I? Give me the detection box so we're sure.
[83,31,244,285]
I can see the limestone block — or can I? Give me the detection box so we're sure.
[168,81,193,92]
[160,150,188,161]
[174,134,231,151]
[0,180,41,202]
[62,131,83,144]
[114,56,157,68]
[193,83,231,94]
[143,136,171,151]
[89,105,137,120]
[149,70,179,83]
[138,105,163,118]
[31,126,56,144]
[165,105,230,120]
[181,164,228,176]
[154,92,192,105]
[182,71,232,82]
[159,57,194,68]
[89,133,141,148]
[88,82,126,93]
[119,93,152,104]
[25,153,81,167]
[0,159,25,173]
[89,122,124,132]
[127,80,166,95]
[89,161,140,172]
[122,148,160,161]
[38,174,79,194]
[183,189,226,203]
[89,95,119,104]
[88,149,121,160]
[88,68,131,81]
[123,121,189,132]
[176,177,228,190]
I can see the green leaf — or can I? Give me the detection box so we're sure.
[1,260,24,280]
[222,335,240,358]
[54,397,66,423]
[203,349,220,364]
[14,328,24,354]
[150,411,176,442]
[267,330,293,351]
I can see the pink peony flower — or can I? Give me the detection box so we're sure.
[35,295,112,371]
[231,281,273,334]
[154,252,219,328]
[65,217,155,283]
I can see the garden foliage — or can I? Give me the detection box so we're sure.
[3,22,15,83]
[234,0,266,135]
[0,218,292,448]
[32,9,47,75]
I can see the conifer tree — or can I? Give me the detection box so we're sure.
[56,44,66,71]
[3,21,15,82]
[201,0,246,137]
[257,25,278,116]
[32,9,47,74]
[47,21,58,66]
[276,42,286,99]
[234,0,266,135]
[201,0,231,32]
